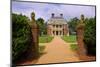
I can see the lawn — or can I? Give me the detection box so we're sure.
[39,43,46,53]
[61,35,77,43]
[70,44,78,51]
[39,35,54,43]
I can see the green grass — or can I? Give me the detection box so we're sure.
[61,35,77,43]
[39,35,54,54]
[39,43,46,53]
[39,35,54,43]
[70,44,78,51]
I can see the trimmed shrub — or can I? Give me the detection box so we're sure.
[84,17,96,56]
[61,35,76,43]
[12,13,32,62]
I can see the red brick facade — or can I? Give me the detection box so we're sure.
[47,24,69,36]
[47,13,69,36]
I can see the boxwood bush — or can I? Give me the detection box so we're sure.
[84,17,96,56]
[12,13,32,63]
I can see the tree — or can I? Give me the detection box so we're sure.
[36,18,46,36]
[68,17,79,34]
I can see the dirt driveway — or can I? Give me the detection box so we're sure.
[34,36,80,64]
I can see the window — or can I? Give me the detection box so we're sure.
[56,25,58,28]
[53,25,55,27]
[60,25,62,28]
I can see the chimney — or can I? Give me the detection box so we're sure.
[60,14,63,17]
[51,13,54,18]
[81,14,84,21]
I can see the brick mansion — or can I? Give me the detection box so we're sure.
[47,13,69,36]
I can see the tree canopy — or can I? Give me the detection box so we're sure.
[36,18,47,36]
[68,17,79,34]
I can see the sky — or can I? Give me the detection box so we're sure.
[12,1,95,21]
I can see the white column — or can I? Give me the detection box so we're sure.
[55,31,56,36]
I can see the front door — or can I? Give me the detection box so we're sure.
[56,31,58,35]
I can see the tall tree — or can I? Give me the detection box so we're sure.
[68,17,79,34]
[36,18,46,36]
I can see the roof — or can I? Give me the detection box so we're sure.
[47,17,67,25]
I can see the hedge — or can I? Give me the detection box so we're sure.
[84,17,96,56]
[12,13,32,63]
